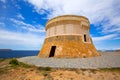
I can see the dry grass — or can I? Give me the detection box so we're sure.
[0,58,120,80]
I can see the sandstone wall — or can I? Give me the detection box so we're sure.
[38,35,99,58]
[46,22,89,38]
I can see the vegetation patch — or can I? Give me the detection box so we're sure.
[19,62,32,68]
[9,58,19,66]
[37,67,52,71]
[0,58,5,62]
[0,68,7,75]
[100,68,120,72]
[9,58,33,68]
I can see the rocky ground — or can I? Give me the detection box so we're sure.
[0,52,120,80]
[18,52,120,69]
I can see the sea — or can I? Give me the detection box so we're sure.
[0,50,39,58]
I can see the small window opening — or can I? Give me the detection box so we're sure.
[84,34,87,42]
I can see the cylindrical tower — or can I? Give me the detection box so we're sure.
[38,15,99,58]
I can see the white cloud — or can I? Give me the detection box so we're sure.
[92,34,120,50]
[15,4,21,9]
[26,0,120,34]
[92,34,118,41]
[102,16,120,34]
[10,18,45,33]
[17,13,25,20]
[0,29,45,48]
[0,0,6,8]
[0,0,6,3]
[0,22,5,27]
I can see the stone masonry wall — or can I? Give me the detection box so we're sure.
[38,35,99,58]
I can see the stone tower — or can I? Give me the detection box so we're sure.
[38,15,99,58]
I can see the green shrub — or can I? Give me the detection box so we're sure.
[45,67,51,71]
[20,62,31,68]
[38,67,52,71]
[100,68,120,71]
[9,59,19,66]
[9,58,33,68]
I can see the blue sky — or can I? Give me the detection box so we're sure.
[0,0,120,50]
